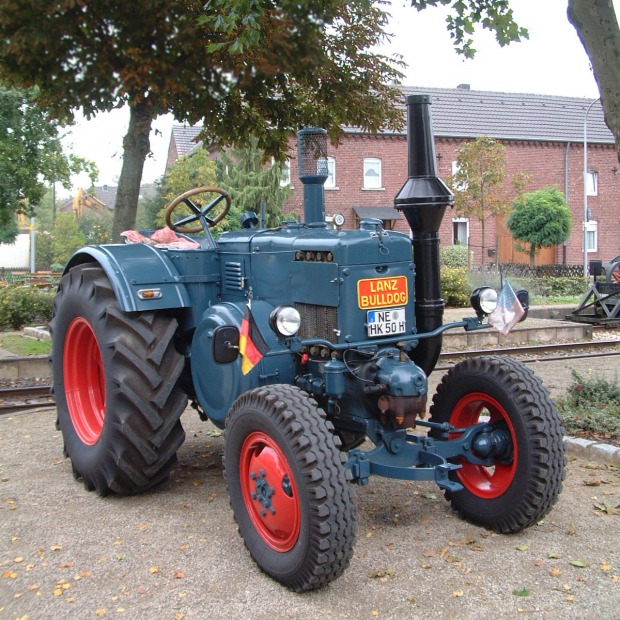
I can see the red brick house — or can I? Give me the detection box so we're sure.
[167,86,619,268]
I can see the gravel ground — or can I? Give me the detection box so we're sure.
[1,352,620,620]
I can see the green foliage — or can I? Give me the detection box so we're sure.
[0,217,19,244]
[78,211,112,245]
[529,276,586,298]
[51,213,86,267]
[0,84,96,242]
[441,266,470,307]
[440,244,469,268]
[0,0,404,239]
[450,136,526,267]
[35,231,54,271]
[136,185,167,231]
[0,286,54,329]
[409,1,528,58]
[216,138,291,231]
[507,187,572,269]
[558,370,620,440]
[157,150,218,228]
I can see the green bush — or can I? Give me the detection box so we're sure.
[440,245,469,268]
[0,286,55,330]
[558,370,620,440]
[441,266,470,307]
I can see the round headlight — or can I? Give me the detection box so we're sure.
[269,306,301,337]
[470,287,498,317]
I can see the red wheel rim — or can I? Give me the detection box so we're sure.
[63,317,106,445]
[239,431,301,552]
[450,392,517,498]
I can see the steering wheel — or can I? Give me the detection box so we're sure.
[165,186,232,234]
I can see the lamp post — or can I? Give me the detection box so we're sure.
[583,97,600,278]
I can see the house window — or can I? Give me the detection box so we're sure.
[586,220,598,252]
[451,160,466,190]
[279,159,291,187]
[325,157,336,189]
[452,218,469,246]
[586,171,598,196]
[363,158,382,189]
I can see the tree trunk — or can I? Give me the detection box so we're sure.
[568,0,620,162]
[111,102,156,241]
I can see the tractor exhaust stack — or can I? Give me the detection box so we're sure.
[395,94,455,375]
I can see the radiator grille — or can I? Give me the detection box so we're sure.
[296,303,338,342]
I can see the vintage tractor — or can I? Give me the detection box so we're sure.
[51,95,565,592]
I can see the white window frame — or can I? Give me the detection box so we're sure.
[586,171,598,196]
[363,158,382,189]
[585,220,598,252]
[451,160,467,191]
[452,217,469,246]
[325,156,336,189]
[279,159,291,187]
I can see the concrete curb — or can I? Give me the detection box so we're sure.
[564,435,620,465]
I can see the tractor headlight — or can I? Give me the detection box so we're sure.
[470,287,498,317]
[269,306,301,337]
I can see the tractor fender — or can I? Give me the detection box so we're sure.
[63,244,192,312]
[190,300,296,427]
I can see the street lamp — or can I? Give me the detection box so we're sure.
[583,97,600,278]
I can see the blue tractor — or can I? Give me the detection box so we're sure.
[51,95,565,591]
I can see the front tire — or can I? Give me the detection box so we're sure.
[429,356,565,533]
[50,264,187,495]
[224,386,357,591]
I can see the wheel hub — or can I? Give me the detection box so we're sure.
[250,469,276,515]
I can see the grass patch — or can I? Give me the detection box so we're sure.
[0,334,51,356]
[558,370,620,444]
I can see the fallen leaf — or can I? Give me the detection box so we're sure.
[569,560,590,568]
[452,590,464,597]
[174,571,185,579]
[95,609,106,616]
[550,568,561,577]
[515,544,529,551]
[149,567,160,575]
[601,563,612,571]
[567,523,577,536]
[548,551,562,559]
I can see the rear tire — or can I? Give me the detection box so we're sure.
[429,356,565,533]
[224,385,357,591]
[50,264,187,495]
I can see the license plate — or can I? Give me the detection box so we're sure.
[366,308,406,337]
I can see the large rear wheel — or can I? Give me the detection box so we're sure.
[429,356,565,533]
[50,264,187,495]
[224,385,357,591]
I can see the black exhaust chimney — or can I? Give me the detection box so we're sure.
[395,94,454,375]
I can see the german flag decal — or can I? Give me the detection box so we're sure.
[239,303,268,375]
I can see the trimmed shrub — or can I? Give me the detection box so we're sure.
[441,266,470,307]
[0,286,55,330]
[441,244,469,269]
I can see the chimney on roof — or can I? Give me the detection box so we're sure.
[457,83,470,90]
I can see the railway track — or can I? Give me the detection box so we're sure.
[0,385,54,415]
[1,337,619,415]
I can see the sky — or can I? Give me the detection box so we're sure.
[63,0,614,195]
